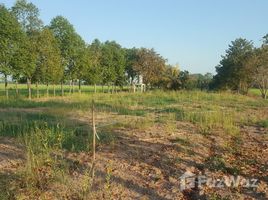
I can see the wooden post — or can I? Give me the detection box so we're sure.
[90,99,96,180]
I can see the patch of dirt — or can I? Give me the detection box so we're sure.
[0,115,267,199]
[0,107,46,113]
[0,137,25,172]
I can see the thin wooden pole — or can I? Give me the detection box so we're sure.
[90,99,96,181]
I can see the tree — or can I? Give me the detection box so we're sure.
[263,34,268,45]
[188,73,213,91]
[11,0,43,99]
[134,48,166,87]
[0,5,24,98]
[159,64,180,89]
[100,41,126,92]
[11,0,43,34]
[125,48,139,84]
[178,70,190,89]
[251,39,268,99]
[85,39,103,92]
[49,16,84,94]
[35,28,63,97]
[211,38,254,94]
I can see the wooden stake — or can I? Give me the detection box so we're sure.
[90,99,96,180]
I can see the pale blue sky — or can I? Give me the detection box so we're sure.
[1,0,268,74]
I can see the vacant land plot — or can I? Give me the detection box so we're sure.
[0,90,267,200]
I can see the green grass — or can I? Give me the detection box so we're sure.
[258,119,268,128]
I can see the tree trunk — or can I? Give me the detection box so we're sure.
[53,83,56,97]
[69,80,72,94]
[262,92,267,99]
[4,75,8,99]
[94,84,96,93]
[72,79,74,93]
[46,83,49,98]
[102,85,104,93]
[15,80,19,97]
[27,78,31,100]
[36,82,39,98]
[90,99,96,180]
[61,81,64,96]
[78,79,81,93]
[133,84,136,93]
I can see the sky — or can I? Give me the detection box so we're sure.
[1,0,268,74]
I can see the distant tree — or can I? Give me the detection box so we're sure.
[75,43,89,93]
[125,48,139,84]
[11,0,43,34]
[250,40,268,99]
[263,34,268,45]
[178,70,190,89]
[160,64,180,89]
[101,41,126,92]
[134,48,166,87]
[11,0,43,99]
[196,73,213,90]
[85,39,103,92]
[49,16,84,93]
[35,28,63,97]
[211,38,254,94]
[0,5,24,98]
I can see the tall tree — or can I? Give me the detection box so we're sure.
[125,48,139,84]
[35,28,63,97]
[11,0,43,99]
[178,70,190,90]
[0,5,24,98]
[211,38,254,94]
[85,39,103,92]
[49,16,84,93]
[101,41,126,92]
[251,38,268,99]
[161,64,180,89]
[134,48,166,87]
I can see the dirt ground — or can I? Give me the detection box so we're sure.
[0,108,268,200]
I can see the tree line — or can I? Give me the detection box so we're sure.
[1,0,267,99]
[1,0,197,99]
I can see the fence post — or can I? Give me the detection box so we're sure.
[90,99,96,180]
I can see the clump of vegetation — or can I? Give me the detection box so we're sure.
[257,119,268,128]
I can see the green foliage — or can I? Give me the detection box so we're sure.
[35,28,63,84]
[11,0,43,34]
[84,39,103,85]
[49,16,85,81]
[1,1,267,95]
[211,38,254,94]
[134,48,166,86]
[100,41,126,86]
[0,5,24,77]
